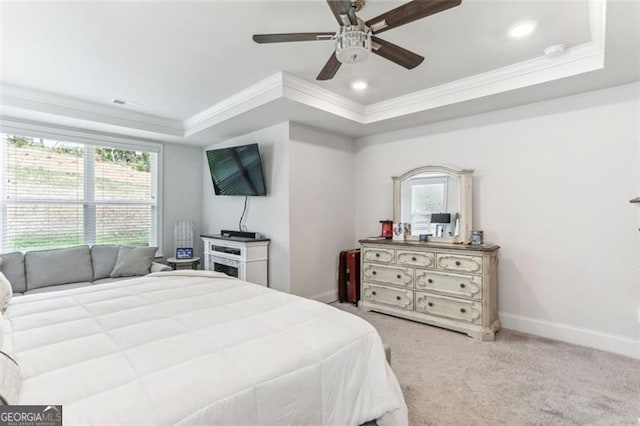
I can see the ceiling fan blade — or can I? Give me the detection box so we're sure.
[326,0,358,26]
[317,52,342,80]
[366,0,462,35]
[253,33,335,44]
[371,36,424,69]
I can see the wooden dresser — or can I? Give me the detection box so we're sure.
[359,239,500,341]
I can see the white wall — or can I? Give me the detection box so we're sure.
[289,124,356,302]
[163,142,204,261]
[202,122,291,292]
[355,83,640,358]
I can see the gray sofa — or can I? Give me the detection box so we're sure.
[0,245,170,296]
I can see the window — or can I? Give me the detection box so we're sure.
[0,134,159,252]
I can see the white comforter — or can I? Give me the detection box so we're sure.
[3,271,407,425]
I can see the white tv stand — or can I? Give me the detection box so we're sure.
[201,234,270,286]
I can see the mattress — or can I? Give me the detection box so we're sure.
[2,270,407,425]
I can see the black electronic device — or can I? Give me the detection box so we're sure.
[430,213,451,224]
[206,143,267,196]
[220,230,261,239]
[175,248,193,259]
[211,245,242,256]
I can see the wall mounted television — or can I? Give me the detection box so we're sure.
[206,143,267,196]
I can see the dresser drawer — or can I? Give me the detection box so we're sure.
[362,263,413,287]
[362,246,394,264]
[363,283,413,311]
[415,292,482,324]
[436,253,483,274]
[415,270,482,300]
[396,250,435,268]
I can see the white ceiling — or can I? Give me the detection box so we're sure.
[0,0,638,145]
[2,0,592,119]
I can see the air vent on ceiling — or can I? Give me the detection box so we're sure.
[112,98,142,107]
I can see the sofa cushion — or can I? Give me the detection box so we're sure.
[91,245,120,280]
[110,246,157,278]
[25,246,94,290]
[24,282,92,295]
[0,252,26,294]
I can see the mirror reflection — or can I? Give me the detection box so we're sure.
[400,173,460,237]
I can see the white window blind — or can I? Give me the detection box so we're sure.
[0,134,159,252]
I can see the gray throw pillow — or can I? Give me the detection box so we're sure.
[110,246,158,278]
[25,246,93,290]
[91,245,120,280]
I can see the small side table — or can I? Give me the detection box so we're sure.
[166,256,201,270]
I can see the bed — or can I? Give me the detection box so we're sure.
[2,270,407,425]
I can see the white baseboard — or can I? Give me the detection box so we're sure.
[499,312,640,359]
[311,289,339,304]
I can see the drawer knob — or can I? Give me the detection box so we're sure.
[375,253,380,258]
[411,256,417,261]
[428,302,434,307]
[459,283,466,288]
[396,296,401,301]
[427,278,433,284]
[372,291,377,295]
[396,274,402,279]
[460,308,466,313]
[455,261,461,266]
[372,271,377,275]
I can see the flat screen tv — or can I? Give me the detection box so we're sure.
[206,143,267,196]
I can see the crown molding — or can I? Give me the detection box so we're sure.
[589,0,607,51]
[0,83,183,136]
[183,72,284,137]
[363,41,605,123]
[282,73,365,123]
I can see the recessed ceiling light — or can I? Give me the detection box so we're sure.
[351,80,368,91]
[508,20,537,38]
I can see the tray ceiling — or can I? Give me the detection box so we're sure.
[0,0,638,145]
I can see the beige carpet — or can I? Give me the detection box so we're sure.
[334,303,640,426]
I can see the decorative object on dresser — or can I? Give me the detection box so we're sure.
[201,234,269,286]
[380,220,394,239]
[359,239,500,341]
[470,230,484,245]
[393,165,473,244]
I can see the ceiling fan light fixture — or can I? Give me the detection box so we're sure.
[335,23,371,64]
[508,20,537,38]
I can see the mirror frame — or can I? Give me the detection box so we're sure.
[393,165,474,244]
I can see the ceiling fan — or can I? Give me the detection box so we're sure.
[252,0,462,81]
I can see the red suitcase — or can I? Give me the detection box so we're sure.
[338,249,360,305]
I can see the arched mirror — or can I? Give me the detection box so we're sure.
[393,165,473,244]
